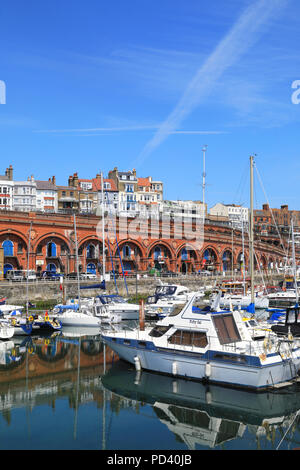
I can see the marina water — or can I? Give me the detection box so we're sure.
[0,322,300,450]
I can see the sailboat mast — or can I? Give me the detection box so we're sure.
[26,221,33,318]
[73,213,81,309]
[202,145,207,223]
[101,172,106,281]
[291,217,298,306]
[241,218,246,296]
[250,155,254,305]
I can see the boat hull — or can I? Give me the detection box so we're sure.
[58,314,101,327]
[103,337,300,391]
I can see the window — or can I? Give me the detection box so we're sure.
[149,325,172,337]
[168,329,208,348]
[123,245,131,257]
[2,240,13,256]
[125,184,134,192]
[212,314,241,345]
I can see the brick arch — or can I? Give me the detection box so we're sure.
[146,240,175,259]
[220,247,233,271]
[78,235,107,249]
[112,239,145,273]
[33,232,72,253]
[200,245,220,263]
[175,243,201,262]
[0,229,29,248]
[115,239,145,257]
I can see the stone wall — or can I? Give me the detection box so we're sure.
[0,273,283,305]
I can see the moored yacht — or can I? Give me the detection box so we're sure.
[145,283,205,319]
[101,294,300,391]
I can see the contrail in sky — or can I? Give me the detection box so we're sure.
[134,0,289,167]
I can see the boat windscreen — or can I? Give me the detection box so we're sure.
[212,314,241,345]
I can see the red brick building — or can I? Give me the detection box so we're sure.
[0,209,288,278]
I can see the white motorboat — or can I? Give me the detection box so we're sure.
[217,293,269,309]
[145,283,205,319]
[94,295,140,321]
[52,304,101,327]
[267,289,297,304]
[101,294,300,391]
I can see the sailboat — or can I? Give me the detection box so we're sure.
[53,215,101,328]
[101,156,300,391]
[270,218,300,336]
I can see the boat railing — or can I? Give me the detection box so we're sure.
[115,326,272,357]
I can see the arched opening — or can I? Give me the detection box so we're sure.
[86,244,96,259]
[123,245,131,258]
[222,250,232,272]
[202,248,217,272]
[4,263,13,276]
[47,242,57,258]
[181,248,188,261]
[46,263,57,273]
[117,242,143,273]
[181,262,187,274]
[150,244,172,272]
[2,240,13,256]
[86,262,96,274]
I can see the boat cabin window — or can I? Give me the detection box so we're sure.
[98,295,125,305]
[169,304,185,317]
[167,329,208,348]
[146,295,157,304]
[212,314,241,345]
[155,286,177,296]
[149,325,172,337]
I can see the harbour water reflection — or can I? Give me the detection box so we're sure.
[0,327,300,450]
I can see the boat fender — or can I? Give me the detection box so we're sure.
[134,370,141,385]
[172,380,178,394]
[172,361,178,376]
[206,391,212,404]
[205,362,211,378]
[134,356,141,371]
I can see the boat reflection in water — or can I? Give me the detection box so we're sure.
[102,360,300,450]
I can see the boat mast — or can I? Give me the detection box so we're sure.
[73,213,81,309]
[26,221,33,318]
[291,217,299,307]
[250,155,255,307]
[101,171,106,281]
[202,145,207,223]
[241,217,246,296]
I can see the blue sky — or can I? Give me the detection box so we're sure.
[0,0,300,210]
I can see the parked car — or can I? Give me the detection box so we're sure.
[40,271,62,280]
[80,272,98,280]
[23,270,37,281]
[66,272,79,280]
[6,270,24,281]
